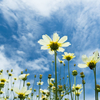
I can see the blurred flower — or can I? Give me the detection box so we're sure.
[18,73,30,80]
[58,58,64,64]
[47,78,54,84]
[0,74,9,83]
[13,87,31,99]
[72,84,82,91]
[37,81,44,85]
[78,51,100,69]
[62,52,75,61]
[38,33,71,54]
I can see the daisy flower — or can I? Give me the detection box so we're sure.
[38,33,71,54]
[13,87,31,99]
[62,52,75,61]
[78,51,100,69]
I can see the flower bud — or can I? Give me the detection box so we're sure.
[27,82,30,86]
[72,70,77,76]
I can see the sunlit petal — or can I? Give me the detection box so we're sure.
[62,42,71,47]
[21,87,27,93]
[53,33,60,42]
[13,88,20,94]
[38,39,48,45]
[58,47,64,52]
[78,64,88,68]
[58,36,67,43]
[49,50,54,55]
[41,46,48,50]
[42,35,51,44]
[25,90,32,95]
[82,55,89,63]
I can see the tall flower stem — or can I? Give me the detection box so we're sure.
[93,67,98,100]
[54,50,57,100]
[39,85,41,100]
[77,96,79,100]
[59,64,61,85]
[74,76,76,100]
[51,62,54,78]
[82,79,85,100]
[68,61,73,100]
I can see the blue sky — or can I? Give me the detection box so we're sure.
[0,0,100,99]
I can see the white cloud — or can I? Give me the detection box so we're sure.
[17,50,25,55]
[25,58,49,72]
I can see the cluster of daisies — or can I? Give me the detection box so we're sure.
[0,33,99,100]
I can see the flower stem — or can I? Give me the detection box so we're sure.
[54,50,57,100]
[39,85,41,100]
[68,61,73,100]
[74,76,76,100]
[51,62,54,78]
[82,79,85,100]
[93,67,98,100]
[77,96,79,100]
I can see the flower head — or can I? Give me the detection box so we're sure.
[37,81,44,85]
[38,33,71,54]
[58,58,64,64]
[78,51,100,69]
[13,87,31,99]
[18,73,30,80]
[62,52,75,61]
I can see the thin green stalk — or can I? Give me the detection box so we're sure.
[23,80,25,87]
[77,96,79,100]
[93,67,98,100]
[59,91,61,100]
[51,62,54,78]
[54,50,57,100]
[39,85,41,100]
[59,64,61,85]
[68,61,73,100]
[74,76,76,100]
[82,80,85,100]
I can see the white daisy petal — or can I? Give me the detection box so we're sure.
[78,64,88,68]
[41,46,48,50]
[58,36,68,43]
[21,87,27,93]
[49,50,54,55]
[62,42,71,47]
[38,39,48,45]
[58,47,64,52]
[25,90,32,95]
[45,35,52,41]
[42,35,51,44]
[53,33,60,42]
[82,55,89,63]
[13,88,20,94]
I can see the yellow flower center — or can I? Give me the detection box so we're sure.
[86,60,96,69]
[0,79,6,82]
[47,41,61,50]
[65,55,73,61]
[18,93,25,99]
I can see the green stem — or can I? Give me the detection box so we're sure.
[93,67,98,100]
[68,61,73,100]
[23,80,25,87]
[51,62,54,78]
[59,91,61,100]
[74,76,76,100]
[59,64,61,85]
[77,96,79,100]
[54,50,57,100]
[39,85,41,100]
[82,79,85,100]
